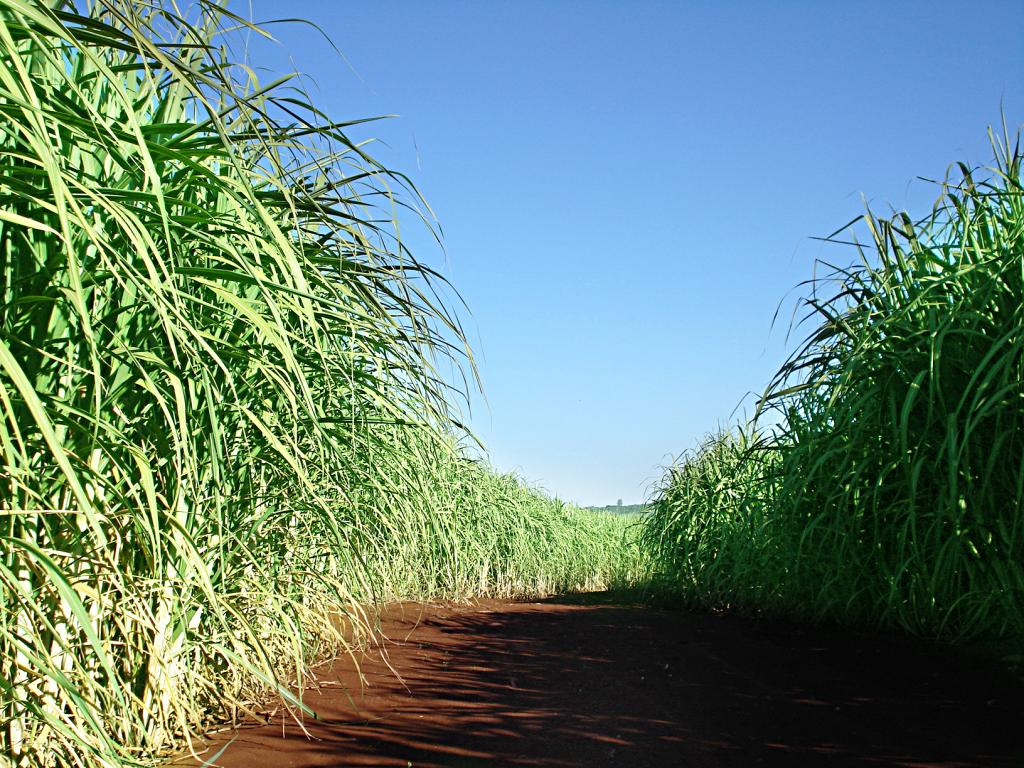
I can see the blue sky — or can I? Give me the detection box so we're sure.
[241,1,1022,505]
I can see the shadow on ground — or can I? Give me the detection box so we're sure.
[182,594,1024,768]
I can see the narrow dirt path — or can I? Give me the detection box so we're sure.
[179,595,1023,767]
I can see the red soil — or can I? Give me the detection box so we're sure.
[176,595,1023,767]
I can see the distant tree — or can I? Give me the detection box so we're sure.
[617,498,623,507]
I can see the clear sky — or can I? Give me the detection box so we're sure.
[240,0,1022,506]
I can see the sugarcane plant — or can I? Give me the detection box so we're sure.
[0,0,473,764]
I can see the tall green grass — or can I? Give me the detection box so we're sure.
[638,428,781,606]
[0,3,637,766]
[642,128,1024,653]
[337,429,638,601]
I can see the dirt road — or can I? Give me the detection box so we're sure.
[179,595,1023,767]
